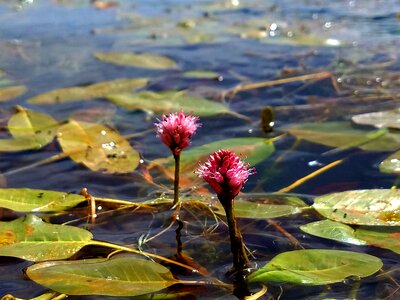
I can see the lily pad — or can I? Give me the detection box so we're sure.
[247,249,382,285]
[0,215,92,261]
[95,52,178,69]
[57,120,140,173]
[214,193,308,219]
[107,90,235,117]
[0,85,27,102]
[352,109,400,130]
[287,121,400,151]
[313,189,400,226]
[28,78,148,104]
[301,220,400,254]
[26,255,179,296]
[0,188,86,212]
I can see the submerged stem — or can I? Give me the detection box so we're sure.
[173,154,181,207]
[222,198,251,274]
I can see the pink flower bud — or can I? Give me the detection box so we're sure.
[196,150,255,203]
[155,112,201,156]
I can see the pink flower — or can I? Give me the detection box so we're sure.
[155,112,200,156]
[196,150,255,202]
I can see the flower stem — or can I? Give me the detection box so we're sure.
[222,198,250,274]
[173,154,181,207]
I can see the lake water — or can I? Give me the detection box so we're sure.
[0,0,399,299]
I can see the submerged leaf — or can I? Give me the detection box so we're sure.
[215,193,308,219]
[313,189,400,226]
[107,90,235,117]
[95,52,178,69]
[0,188,86,212]
[7,106,58,147]
[379,150,400,175]
[247,249,382,285]
[0,85,27,102]
[182,70,220,79]
[151,137,274,181]
[352,109,400,130]
[287,121,400,151]
[26,255,179,296]
[0,215,92,261]
[301,220,400,254]
[57,120,140,173]
[28,78,148,104]
[300,220,367,245]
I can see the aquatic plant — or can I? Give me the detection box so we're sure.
[155,112,201,206]
[197,149,255,273]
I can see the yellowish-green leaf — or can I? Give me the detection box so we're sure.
[313,189,400,226]
[7,106,58,147]
[248,249,382,285]
[183,70,220,79]
[28,78,148,104]
[95,52,178,69]
[57,120,140,173]
[0,85,27,102]
[108,90,236,117]
[0,188,86,212]
[26,255,179,296]
[0,215,92,261]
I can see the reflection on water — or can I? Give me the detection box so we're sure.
[0,0,400,299]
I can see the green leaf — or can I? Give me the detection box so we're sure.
[300,220,367,245]
[95,52,178,69]
[151,137,274,179]
[26,255,179,296]
[247,249,382,285]
[313,189,400,226]
[7,106,58,146]
[215,193,308,219]
[28,78,148,104]
[352,109,400,130]
[107,90,236,117]
[287,121,400,151]
[0,215,92,261]
[57,120,140,173]
[0,85,27,102]
[379,150,400,175]
[182,70,220,79]
[301,220,400,254]
[0,188,86,212]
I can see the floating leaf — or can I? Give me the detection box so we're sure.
[300,220,367,245]
[0,188,86,212]
[214,193,308,219]
[26,255,179,296]
[182,70,220,79]
[151,137,274,181]
[0,139,45,152]
[0,215,92,261]
[352,109,400,130]
[0,85,27,102]
[28,78,148,104]
[107,90,236,117]
[287,121,400,151]
[301,220,400,254]
[379,150,400,175]
[313,189,400,226]
[57,120,140,173]
[247,249,382,285]
[95,52,178,69]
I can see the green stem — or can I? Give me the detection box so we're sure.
[173,154,180,207]
[222,198,251,273]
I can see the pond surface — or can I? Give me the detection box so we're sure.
[0,0,400,299]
